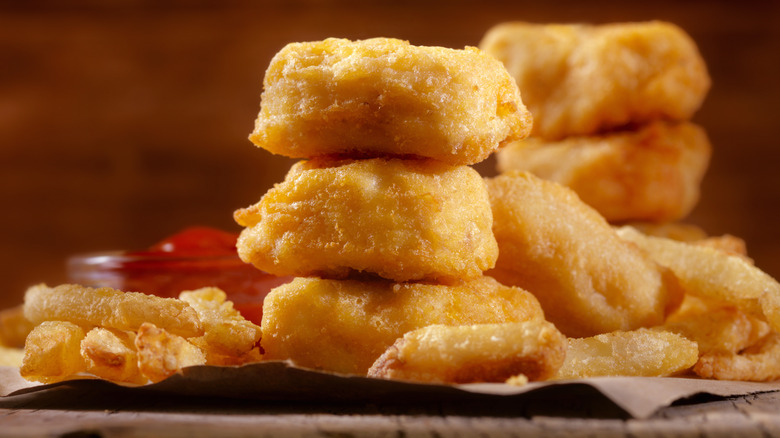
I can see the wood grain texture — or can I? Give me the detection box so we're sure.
[2,384,780,437]
[1,0,778,310]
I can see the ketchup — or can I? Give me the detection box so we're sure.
[146,226,240,255]
[67,226,290,325]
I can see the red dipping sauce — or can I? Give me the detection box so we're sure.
[67,227,290,325]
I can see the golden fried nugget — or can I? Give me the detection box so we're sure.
[367,321,566,383]
[555,328,699,379]
[663,295,769,356]
[486,171,682,337]
[694,333,780,381]
[179,288,261,359]
[495,122,711,222]
[235,158,498,283]
[481,21,710,140]
[20,321,86,383]
[250,37,532,165]
[135,322,206,383]
[616,226,780,333]
[261,276,545,375]
[23,284,202,338]
[81,327,146,385]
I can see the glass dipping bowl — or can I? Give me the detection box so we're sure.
[67,247,291,325]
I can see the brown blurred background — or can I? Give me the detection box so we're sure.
[1,0,779,310]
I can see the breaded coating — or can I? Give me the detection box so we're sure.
[486,172,682,338]
[495,122,711,223]
[481,21,710,140]
[260,276,545,375]
[234,158,498,283]
[367,321,566,383]
[250,37,532,165]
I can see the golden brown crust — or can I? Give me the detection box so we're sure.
[481,21,710,140]
[486,172,682,337]
[495,121,712,223]
[260,276,545,375]
[235,158,498,283]
[250,37,532,165]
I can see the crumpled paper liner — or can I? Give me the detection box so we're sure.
[3,361,780,418]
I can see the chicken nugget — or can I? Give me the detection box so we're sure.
[486,171,682,338]
[250,37,532,165]
[495,121,711,223]
[481,21,710,140]
[260,276,545,375]
[235,158,498,283]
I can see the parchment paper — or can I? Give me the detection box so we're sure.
[4,362,780,418]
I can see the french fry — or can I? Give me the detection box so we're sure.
[616,226,780,332]
[663,295,770,355]
[694,234,751,261]
[694,333,780,381]
[187,337,263,366]
[24,284,203,338]
[135,322,206,383]
[554,328,698,379]
[20,321,86,383]
[81,327,146,385]
[179,288,261,359]
[368,320,566,383]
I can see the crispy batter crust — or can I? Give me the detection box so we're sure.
[486,172,682,337]
[250,37,532,165]
[260,276,545,375]
[235,158,498,283]
[481,21,710,140]
[496,121,711,223]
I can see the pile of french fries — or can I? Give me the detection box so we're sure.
[13,284,261,384]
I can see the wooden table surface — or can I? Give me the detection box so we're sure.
[2,382,780,437]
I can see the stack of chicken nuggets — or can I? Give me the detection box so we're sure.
[234,38,567,382]
[480,21,780,382]
[482,21,713,224]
